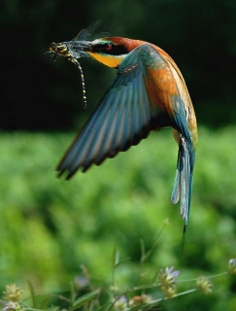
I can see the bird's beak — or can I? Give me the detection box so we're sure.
[71,40,93,56]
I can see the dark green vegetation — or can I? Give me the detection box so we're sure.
[0,127,235,310]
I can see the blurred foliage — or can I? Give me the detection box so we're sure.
[0,262,234,311]
[1,0,236,130]
[0,126,235,310]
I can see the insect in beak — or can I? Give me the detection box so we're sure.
[47,41,93,109]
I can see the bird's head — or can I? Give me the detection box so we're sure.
[60,37,144,68]
[85,37,142,68]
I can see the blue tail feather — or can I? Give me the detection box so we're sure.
[171,135,195,228]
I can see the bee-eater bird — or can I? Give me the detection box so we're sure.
[48,24,197,230]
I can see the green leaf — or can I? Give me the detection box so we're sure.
[71,288,101,310]
[27,280,37,308]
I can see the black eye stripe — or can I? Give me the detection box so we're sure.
[92,43,129,55]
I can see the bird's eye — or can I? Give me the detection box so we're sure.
[104,43,112,51]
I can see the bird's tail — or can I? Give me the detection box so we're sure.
[171,135,196,231]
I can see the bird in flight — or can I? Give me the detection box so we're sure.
[48,22,197,230]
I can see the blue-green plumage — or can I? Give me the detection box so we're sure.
[58,45,164,178]
[49,34,197,230]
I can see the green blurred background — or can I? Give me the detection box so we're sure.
[1,0,236,310]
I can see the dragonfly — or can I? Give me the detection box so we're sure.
[48,20,107,108]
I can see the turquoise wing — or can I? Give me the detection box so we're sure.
[57,44,170,179]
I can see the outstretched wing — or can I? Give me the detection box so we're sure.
[57,44,182,179]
